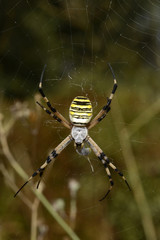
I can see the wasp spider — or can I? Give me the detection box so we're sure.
[14,64,131,201]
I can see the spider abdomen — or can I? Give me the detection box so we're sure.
[69,96,93,126]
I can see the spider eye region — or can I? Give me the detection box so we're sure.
[71,126,88,144]
[69,96,93,126]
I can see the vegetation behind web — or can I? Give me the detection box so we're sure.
[0,1,159,240]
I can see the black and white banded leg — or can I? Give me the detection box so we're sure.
[14,135,73,197]
[36,101,71,129]
[88,63,117,129]
[38,65,71,129]
[86,136,131,201]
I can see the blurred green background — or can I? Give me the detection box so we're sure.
[0,1,160,240]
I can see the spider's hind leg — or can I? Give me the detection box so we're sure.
[36,171,44,189]
[14,135,73,197]
[86,136,131,200]
[99,163,114,201]
[14,157,51,197]
[99,152,131,192]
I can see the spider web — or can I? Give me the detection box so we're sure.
[0,1,159,240]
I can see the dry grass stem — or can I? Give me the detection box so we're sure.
[0,163,32,209]
[112,97,157,240]
[127,97,160,137]
[0,111,80,240]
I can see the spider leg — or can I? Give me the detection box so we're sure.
[36,101,71,129]
[36,171,43,189]
[38,65,71,129]
[86,136,131,200]
[88,63,117,129]
[99,165,113,201]
[14,135,73,197]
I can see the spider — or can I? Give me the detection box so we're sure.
[14,64,131,201]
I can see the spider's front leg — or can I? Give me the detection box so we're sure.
[37,65,71,129]
[14,135,73,197]
[88,63,117,129]
[86,135,131,201]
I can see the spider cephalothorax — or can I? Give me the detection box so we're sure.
[14,64,131,201]
[71,126,88,144]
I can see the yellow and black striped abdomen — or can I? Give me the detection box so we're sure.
[69,96,93,126]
